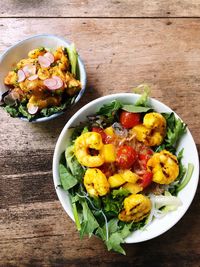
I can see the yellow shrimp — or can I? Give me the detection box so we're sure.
[74,132,104,167]
[84,168,110,197]
[133,112,166,146]
[147,150,179,184]
[119,194,151,222]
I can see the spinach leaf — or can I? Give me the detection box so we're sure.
[122,105,151,113]
[59,163,78,190]
[65,145,85,182]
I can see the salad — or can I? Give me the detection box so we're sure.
[58,89,194,254]
[2,44,81,120]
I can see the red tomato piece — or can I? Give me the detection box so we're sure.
[92,127,108,144]
[119,111,141,129]
[138,172,153,188]
[99,163,114,178]
[116,145,137,169]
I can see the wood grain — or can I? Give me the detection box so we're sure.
[0,0,200,18]
[0,18,200,146]
[0,17,200,266]
[0,187,199,266]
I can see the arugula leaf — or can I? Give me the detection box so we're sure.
[71,125,89,142]
[59,163,78,190]
[66,43,78,77]
[97,100,122,118]
[102,188,130,216]
[4,105,19,117]
[18,104,34,120]
[40,100,70,117]
[80,201,99,238]
[163,113,186,147]
[105,223,132,255]
[122,105,151,113]
[112,188,130,199]
[134,84,151,107]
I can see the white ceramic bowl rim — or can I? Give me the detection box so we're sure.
[53,93,199,243]
[0,34,87,123]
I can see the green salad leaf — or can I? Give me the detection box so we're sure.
[97,100,122,118]
[122,105,151,113]
[105,223,132,255]
[66,43,78,77]
[59,163,78,190]
[163,113,186,147]
[65,145,85,181]
[4,105,19,117]
[80,201,99,238]
[102,188,130,217]
[134,84,151,107]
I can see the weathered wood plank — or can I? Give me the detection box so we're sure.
[0,0,200,18]
[0,17,200,266]
[0,18,200,149]
[0,187,199,266]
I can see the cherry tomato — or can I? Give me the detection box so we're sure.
[99,163,114,178]
[138,172,153,188]
[92,127,108,144]
[138,149,153,168]
[119,111,141,129]
[116,145,137,169]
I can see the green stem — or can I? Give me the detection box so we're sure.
[72,202,81,231]
[177,163,194,193]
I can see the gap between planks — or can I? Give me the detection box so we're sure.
[0,16,200,19]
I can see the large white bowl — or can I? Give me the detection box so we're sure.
[53,93,199,243]
[0,34,87,122]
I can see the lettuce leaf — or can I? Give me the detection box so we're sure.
[66,43,78,77]
[59,163,78,190]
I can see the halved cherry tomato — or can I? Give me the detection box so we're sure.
[119,111,141,129]
[116,145,137,169]
[99,163,114,178]
[92,127,108,144]
[138,149,153,168]
[138,172,153,188]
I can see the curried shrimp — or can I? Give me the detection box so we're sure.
[74,132,104,167]
[84,168,110,197]
[147,150,179,184]
[133,112,166,146]
[119,194,151,222]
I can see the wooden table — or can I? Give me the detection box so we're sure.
[0,1,200,266]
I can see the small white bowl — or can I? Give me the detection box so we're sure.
[53,93,199,243]
[0,34,87,122]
